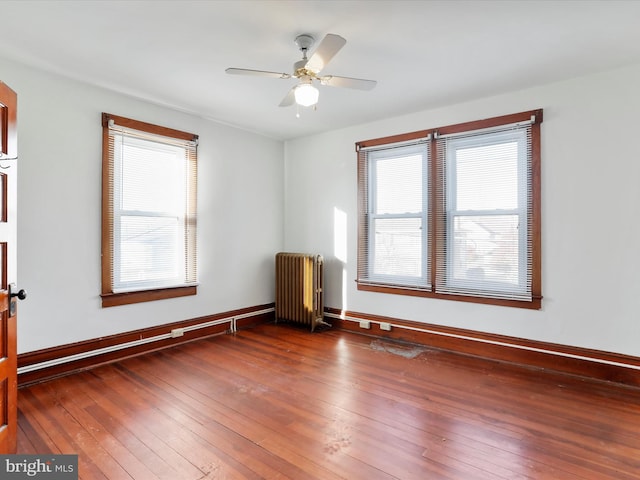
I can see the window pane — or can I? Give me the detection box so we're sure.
[121,138,186,214]
[450,214,521,288]
[372,217,422,278]
[375,153,423,214]
[119,216,184,285]
[455,141,518,210]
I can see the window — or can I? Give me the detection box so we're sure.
[365,141,430,287]
[101,113,198,307]
[357,110,542,309]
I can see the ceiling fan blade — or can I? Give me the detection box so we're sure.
[226,68,291,79]
[304,34,346,74]
[279,87,296,107]
[320,75,377,90]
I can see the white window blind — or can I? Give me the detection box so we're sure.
[435,126,532,301]
[105,120,197,294]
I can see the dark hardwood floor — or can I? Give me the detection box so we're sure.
[16,323,640,479]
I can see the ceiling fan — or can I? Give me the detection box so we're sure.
[226,33,377,110]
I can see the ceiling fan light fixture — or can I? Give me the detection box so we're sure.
[226,33,376,110]
[294,82,319,107]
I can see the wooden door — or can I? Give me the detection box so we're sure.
[0,81,19,453]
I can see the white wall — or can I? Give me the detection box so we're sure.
[284,63,640,358]
[0,57,284,354]
[6,53,640,359]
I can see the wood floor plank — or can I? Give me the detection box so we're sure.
[81,375,210,480]
[18,386,110,480]
[112,363,307,480]
[121,353,378,480]
[214,332,556,479]
[84,368,242,479]
[17,323,640,479]
[46,380,164,480]
[115,369,291,480]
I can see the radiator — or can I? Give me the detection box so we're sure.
[275,252,326,332]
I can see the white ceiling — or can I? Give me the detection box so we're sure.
[2,0,640,140]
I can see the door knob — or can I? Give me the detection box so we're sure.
[8,283,26,300]
[11,289,26,300]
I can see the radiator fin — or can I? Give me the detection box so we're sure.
[275,252,324,332]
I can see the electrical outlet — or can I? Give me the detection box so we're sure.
[380,322,392,331]
[170,328,185,338]
[359,320,371,329]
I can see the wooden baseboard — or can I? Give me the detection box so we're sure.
[19,303,640,389]
[18,303,275,386]
[324,307,640,389]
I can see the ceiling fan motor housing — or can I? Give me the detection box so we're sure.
[293,60,315,78]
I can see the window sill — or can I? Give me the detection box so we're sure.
[101,285,197,308]
[356,281,541,310]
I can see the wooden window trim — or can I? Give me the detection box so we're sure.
[356,109,542,309]
[101,113,198,307]
[101,286,197,308]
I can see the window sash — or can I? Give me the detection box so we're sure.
[437,128,532,301]
[359,141,430,288]
[111,134,193,292]
[367,213,428,286]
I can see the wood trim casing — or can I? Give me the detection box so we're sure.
[18,303,274,387]
[357,282,542,309]
[100,112,199,307]
[325,307,640,388]
[101,113,198,142]
[0,82,17,159]
[101,285,197,307]
[101,116,113,298]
